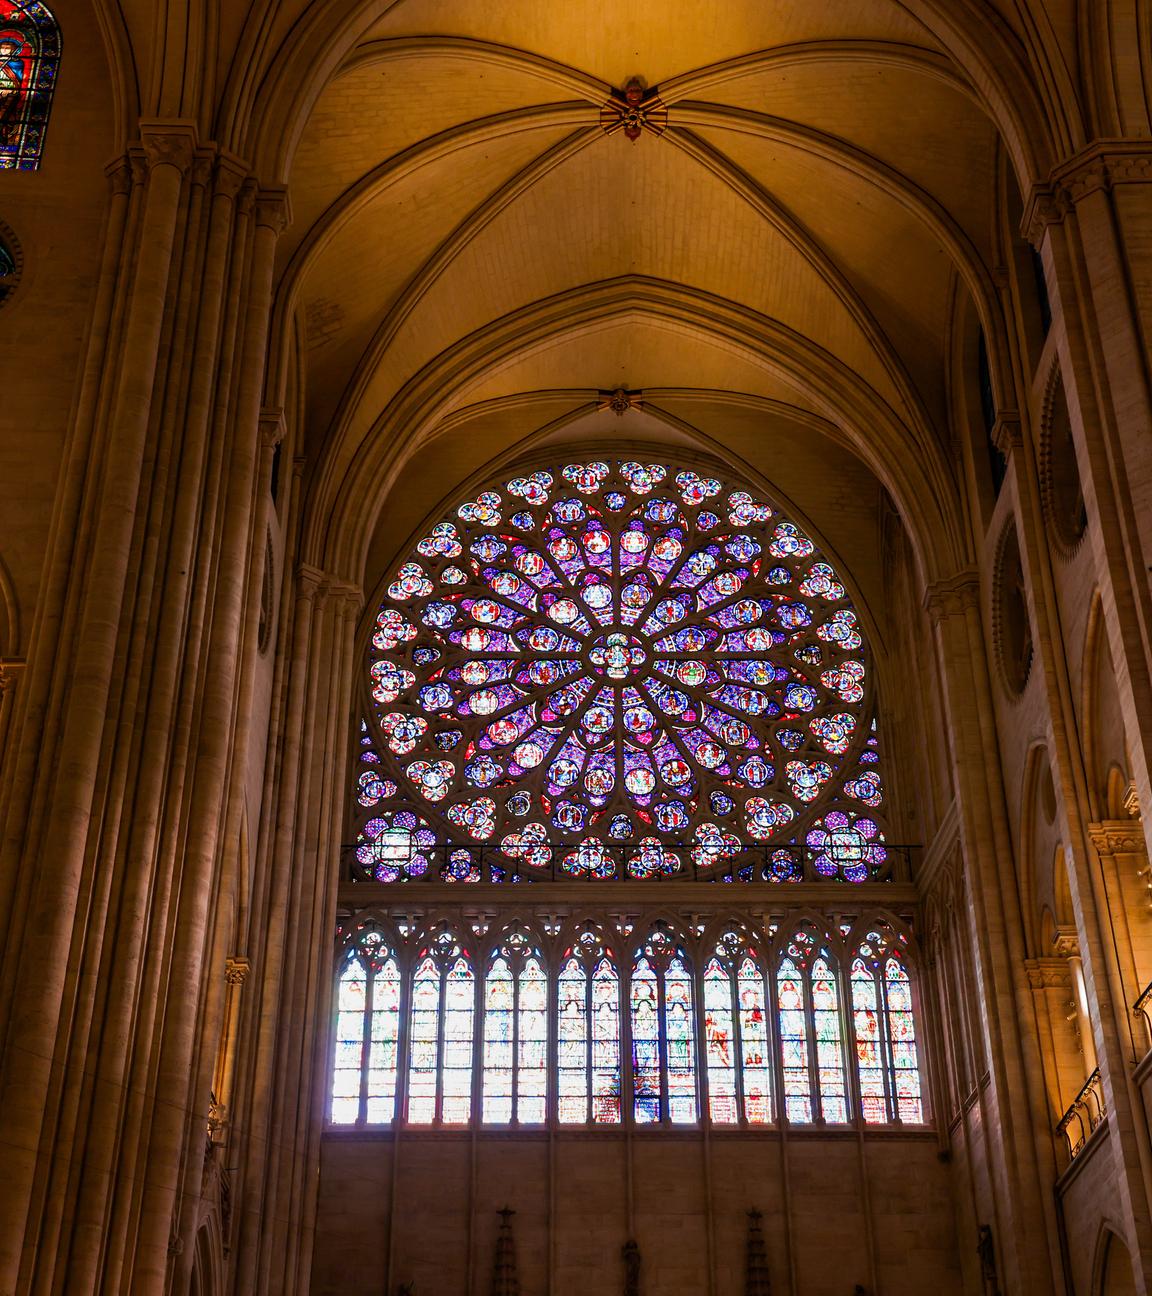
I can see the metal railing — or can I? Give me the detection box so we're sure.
[344,839,919,885]
[1133,979,1152,1052]
[1056,1068,1106,1160]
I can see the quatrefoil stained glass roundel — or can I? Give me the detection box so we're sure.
[358,460,886,880]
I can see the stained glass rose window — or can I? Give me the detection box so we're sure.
[354,460,888,880]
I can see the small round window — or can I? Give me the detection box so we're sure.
[1043,368,1087,551]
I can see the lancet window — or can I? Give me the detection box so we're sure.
[482,930,548,1124]
[330,916,925,1130]
[703,931,772,1124]
[330,931,402,1126]
[851,927,923,1123]
[407,930,475,1125]
[631,928,697,1124]
[0,2,60,170]
[776,929,848,1124]
[557,928,621,1124]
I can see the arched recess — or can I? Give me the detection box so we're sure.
[301,280,967,595]
[1019,742,1062,958]
[1095,1226,1138,1296]
[1082,593,1132,821]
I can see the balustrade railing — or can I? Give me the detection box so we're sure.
[1056,1068,1105,1160]
[343,839,919,885]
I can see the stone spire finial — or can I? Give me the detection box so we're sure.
[745,1209,771,1295]
[491,1207,520,1296]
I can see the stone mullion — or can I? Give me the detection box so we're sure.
[127,187,287,1294]
[928,582,1062,1294]
[0,126,196,1296]
[230,568,321,1295]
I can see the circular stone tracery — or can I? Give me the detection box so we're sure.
[358,459,887,880]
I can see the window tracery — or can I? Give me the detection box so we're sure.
[353,459,892,883]
[330,914,925,1131]
[0,1,59,170]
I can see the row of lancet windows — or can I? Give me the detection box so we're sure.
[330,920,924,1128]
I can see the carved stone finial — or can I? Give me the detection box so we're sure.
[600,79,667,142]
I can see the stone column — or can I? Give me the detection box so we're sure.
[926,573,1066,1294]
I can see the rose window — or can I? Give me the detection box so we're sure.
[355,460,888,881]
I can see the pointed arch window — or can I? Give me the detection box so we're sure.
[482,931,548,1124]
[776,930,849,1124]
[851,929,924,1124]
[558,929,621,1124]
[330,931,402,1125]
[703,931,773,1125]
[631,929,697,1124]
[407,931,474,1124]
[0,2,60,170]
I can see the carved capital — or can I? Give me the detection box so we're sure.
[236,177,259,218]
[259,405,286,449]
[1023,141,1152,243]
[214,152,250,202]
[190,149,215,190]
[1088,821,1148,856]
[224,955,250,985]
[254,186,292,235]
[992,414,1023,459]
[104,155,133,197]
[0,658,24,696]
[139,121,198,175]
[923,569,981,622]
[1024,957,1073,990]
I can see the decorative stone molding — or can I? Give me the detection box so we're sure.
[1023,141,1152,243]
[1024,957,1072,990]
[224,955,250,985]
[139,121,198,175]
[923,569,980,622]
[1087,821,1148,856]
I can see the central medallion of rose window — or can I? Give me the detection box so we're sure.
[589,631,647,681]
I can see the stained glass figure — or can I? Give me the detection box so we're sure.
[851,928,924,1123]
[358,459,889,881]
[331,931,401,1125]
[776,929,849,1124]
[558,929,621,1123]
[0,2,59,169]
[631,928,697,1123]
[703,932,773,1125]
[407,931,474,1124]
[482,931,548,1124]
